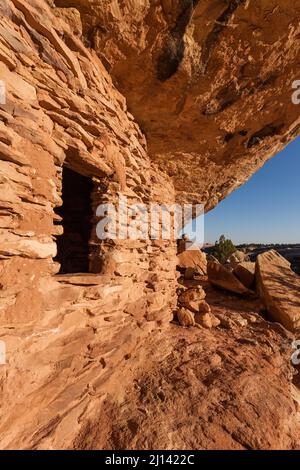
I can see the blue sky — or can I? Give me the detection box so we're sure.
[189,137,300,245]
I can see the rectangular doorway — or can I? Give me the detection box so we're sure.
[54,166,93,274]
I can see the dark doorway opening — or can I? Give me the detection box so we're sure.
[54,167,93,274]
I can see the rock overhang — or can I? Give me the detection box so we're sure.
[51,0,300,209]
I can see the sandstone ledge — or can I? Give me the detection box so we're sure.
[256,250,300,332]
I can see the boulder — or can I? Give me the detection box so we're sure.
[195,312,220,329]
[233,262,256,289]
[177,249,207,276]
[195,312,212,329]
[208,261,253,295]
[176,308,195,327]
[178,287,206,313]
[256,250,300,332]
[227,250,250,268]
[198,300,211,314]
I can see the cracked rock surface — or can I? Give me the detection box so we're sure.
[53,0,300,208]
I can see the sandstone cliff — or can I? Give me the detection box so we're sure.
[53,0,300,208]
[0,0,300,450]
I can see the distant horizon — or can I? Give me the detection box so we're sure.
[203,241,300,247]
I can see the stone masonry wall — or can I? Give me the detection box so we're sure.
[0,0,177,448]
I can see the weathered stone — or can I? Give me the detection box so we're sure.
[207,254,219,263]
[234,261,256,289]
[208,261,253,295]
[69,0,300,209]
[227,250,250,269]
[54,7,82,37]
[0,0,179,449]
[195,310,220,329]
[0,232,56,259]
[195,312,212,329]
[0,62,37,102]
[177,249,207,275]
[256,250,300,332]
[211,314,221,328]
[198,300,211,314]
[0,0,299,451]
[176,308,195,327]
[232,314,248,328]
[179,287,206,306]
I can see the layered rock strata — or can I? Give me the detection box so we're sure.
[0,0,300,450]
[0,0,177,448]
[256,250,300,332]
[52,0,300,208]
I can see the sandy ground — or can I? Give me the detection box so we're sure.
[72,281,300,450]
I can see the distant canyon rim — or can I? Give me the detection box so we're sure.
[0,0,300,450]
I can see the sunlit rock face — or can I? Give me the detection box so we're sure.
[0,0,177,448]
[53,0,300,209]
[1,0,300,451]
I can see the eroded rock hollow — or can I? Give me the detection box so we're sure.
[0,0,300,449]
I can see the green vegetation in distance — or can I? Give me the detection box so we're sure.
[213,234,236,264]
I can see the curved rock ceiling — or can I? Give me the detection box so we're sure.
[55,0,300,209]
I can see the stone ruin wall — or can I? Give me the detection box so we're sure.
[0,0,177,447]
[1,0,300,449]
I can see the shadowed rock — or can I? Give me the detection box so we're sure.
[234,261,255,289]
[256,250,300,332]
[63,0,300,208]
[177,249,207,276]
[208,261,253,295]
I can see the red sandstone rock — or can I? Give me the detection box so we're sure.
[176,308,195,327]
[0,0,300,451]
[198,300,211,314]
[196,312,213,329]
[208,261,253,295]
[256,250,300,332]
[178,287,207,313]
[177,249,207,276]
[228,250,250,267]
[78,325,300,450]
[59,0,300,209]
[233,261,256,289]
